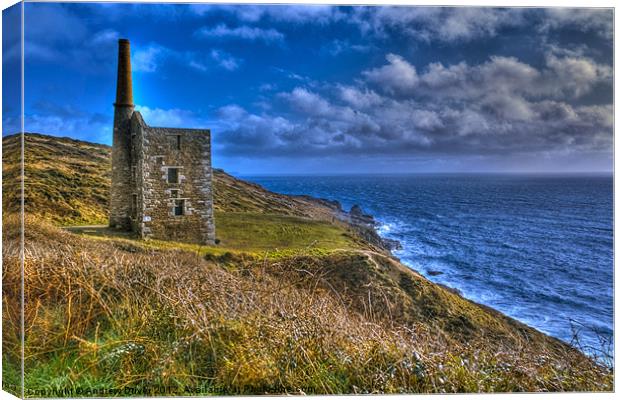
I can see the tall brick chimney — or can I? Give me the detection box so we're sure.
[109,39,135,229]
[115,39,133,107]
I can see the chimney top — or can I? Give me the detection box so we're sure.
[114,39,133,107]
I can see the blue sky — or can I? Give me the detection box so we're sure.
[2,3,614,174]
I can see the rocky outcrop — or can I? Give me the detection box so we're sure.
[344,204,403,253]
[349,204,375,226]
[382,238,403,251]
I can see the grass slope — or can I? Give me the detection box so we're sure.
[3,133,110,225]
[2,133,613,394]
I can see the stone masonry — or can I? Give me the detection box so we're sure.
[109,39,215,245]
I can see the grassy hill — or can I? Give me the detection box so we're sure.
[3,133,111,225]
[2,133,613,395]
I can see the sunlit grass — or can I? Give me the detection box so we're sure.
[66,211,362,260]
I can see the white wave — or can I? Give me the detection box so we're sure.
[375,217,408,237]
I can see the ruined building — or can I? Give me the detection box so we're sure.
[109,39,215,244]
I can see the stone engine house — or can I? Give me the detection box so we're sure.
[109,39,215,245]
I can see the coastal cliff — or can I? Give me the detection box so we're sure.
[2,133,612,394]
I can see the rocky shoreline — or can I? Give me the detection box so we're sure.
[347,204,403,252]
[304,196,403,253]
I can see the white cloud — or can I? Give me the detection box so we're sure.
[22,42,61,61]
[576,105,613,129]
[408,54,610,101]
[188,60,208,72]
[350,7,526,42]
[280,87,332,116]
[196,24,284,43]
[363,54,419,94]
[215,104,300,154]
[135,104,210,129]
[91,29,119,45]
[131,43,244,74]
[544,54,612,97]
[24,108,112,145]
[418,61,469,89]
[321,39,371,56]
[190,4,343,25]
[410,109,444,131]
[476,56,540,90]
[338,86,383,109]
[348,7,612,43]
[259,83,276,92]
[210,49,242,71]
[132,45,167,72]
[541,9,613,38]
[218,104,247,120]
[260,5,343,24]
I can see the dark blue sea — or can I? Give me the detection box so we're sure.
[243,174,613,353]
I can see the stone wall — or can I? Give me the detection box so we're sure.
[130,112,215,245]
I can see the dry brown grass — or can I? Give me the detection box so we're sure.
[2,215,612,395]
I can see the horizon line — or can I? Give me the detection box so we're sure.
[4,132,614,177]
[238,171,614,177]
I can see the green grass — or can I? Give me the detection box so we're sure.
[23,352,116,397]
[66,211,363,260]
[2,355,21,397]
[214,212,357,253]
[3,133,111,226]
